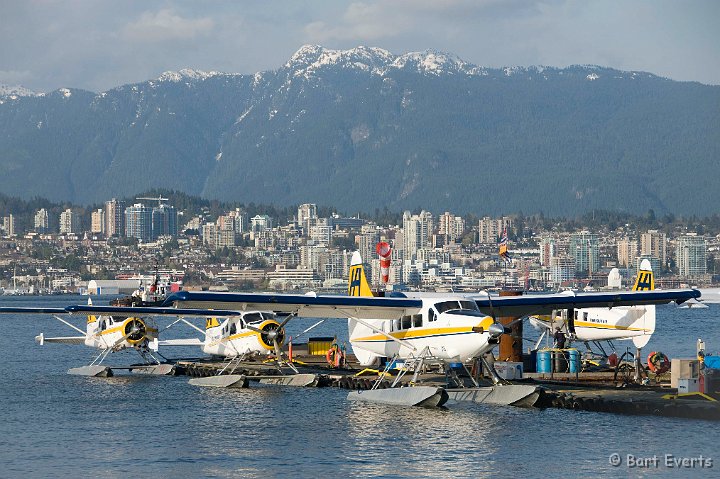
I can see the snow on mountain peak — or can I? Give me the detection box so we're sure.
[285,45,484,79]
[157,69,220,83]
[0,84,39,98]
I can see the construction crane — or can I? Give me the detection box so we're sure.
[136,196,169,207]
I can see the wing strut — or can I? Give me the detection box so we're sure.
[53,315,87,335]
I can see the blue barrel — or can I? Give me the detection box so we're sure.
[536,350,552,373]
[448,362,463,370]
[568,349,581,373]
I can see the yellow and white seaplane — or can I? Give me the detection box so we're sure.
[158,252,700,406]
[0,299,243,377]
[529,259,658,352]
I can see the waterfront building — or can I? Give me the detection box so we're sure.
[91,209,105,235]
[641,230,667,270]
[676,234,707,278]
[59,208,81,235]
[34,208,49,233]
[104,198,126,238]
[570,231,600,277]
[617,237,639,268]
[125,203,152,242]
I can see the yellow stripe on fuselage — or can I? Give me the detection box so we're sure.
[353,318,493,343]
[574,321,649,332]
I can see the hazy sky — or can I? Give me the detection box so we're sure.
[1,0,718,92]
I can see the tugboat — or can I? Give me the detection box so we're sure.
[110,268,182,307]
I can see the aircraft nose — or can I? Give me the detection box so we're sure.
[488,323,505,338]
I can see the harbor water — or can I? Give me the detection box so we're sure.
[1,296,718,478]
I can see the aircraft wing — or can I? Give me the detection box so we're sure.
[0,307,70,314]
[63,305,245,318]
[472,289,701,318]
[0,305,244,318]
[162,291,423,320]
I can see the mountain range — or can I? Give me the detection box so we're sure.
[1,45,718,216]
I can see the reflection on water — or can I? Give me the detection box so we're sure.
[1,296,719,478]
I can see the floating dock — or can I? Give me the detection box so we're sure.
[170,350,720,419]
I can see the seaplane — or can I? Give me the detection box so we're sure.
[157,310,326,388]
[528,259,668,380]
[158,252,700,406]
[0,298,246,377]
[529,259,658,352]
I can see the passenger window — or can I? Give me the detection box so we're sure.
[428,310,436,322]
[412,314,422,328]
[401,315,412,330]
[230,323,237,335]
[394,319,401,331]
[583,312,588,320]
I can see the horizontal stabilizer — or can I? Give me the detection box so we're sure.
[35,333,85,345]
[157,338,203,347]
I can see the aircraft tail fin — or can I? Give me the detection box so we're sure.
[347,251,382,366]
[632,259,655,291]
[630,259,656,347]
[348,251,374,297]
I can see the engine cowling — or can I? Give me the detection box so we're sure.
[124,317,148,345]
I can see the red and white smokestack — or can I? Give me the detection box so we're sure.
[376,241,392,284]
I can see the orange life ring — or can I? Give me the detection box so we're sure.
[647,351,670,374]
[326,345,345,368]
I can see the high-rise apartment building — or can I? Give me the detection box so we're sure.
[617,238,639,268]
[569,231,599,276]
[251,215,273,234]
[402,210,433,261]
[105,198,126,238]
[539,236,556,267]
[438,212,465,243]
[478,216,513,244]
[676,234,707,278]
[125,203,152,241]
[34,208,49,233]
[297,203,317,235]
[151,204,177,239]
[1,214,15,236]
[91,209,105,235]
[59,208,81,235]
[641,230,667,270]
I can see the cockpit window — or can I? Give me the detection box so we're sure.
[244,312,262,324]
[460,301,479,311]
[435,300,478,314]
